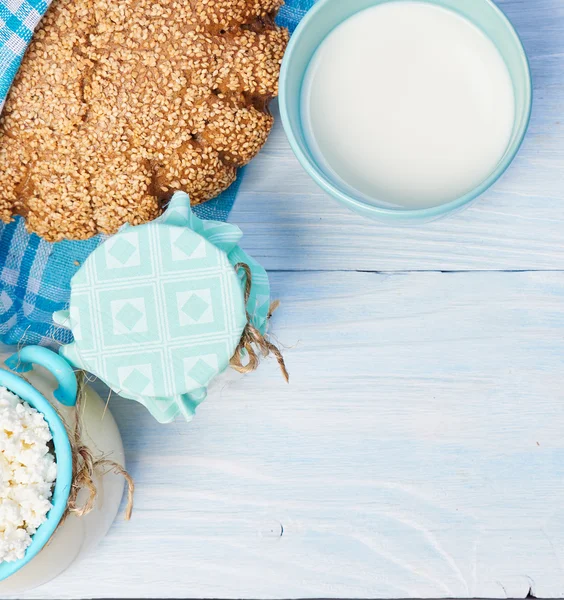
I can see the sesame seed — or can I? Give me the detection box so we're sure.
[0,0,288,241]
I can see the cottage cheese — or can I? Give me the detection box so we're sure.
[0,387,57,563]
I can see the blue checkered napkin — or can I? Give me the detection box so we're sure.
[0,0,49,110]
[277,0,314,32]
[0,0,315,348]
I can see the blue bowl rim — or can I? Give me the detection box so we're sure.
[279,0,533,221]
[0,369,72,582]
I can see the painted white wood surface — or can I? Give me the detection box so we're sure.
[14,271,564,599]
[11,0,564,598]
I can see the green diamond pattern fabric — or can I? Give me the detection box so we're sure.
[54,192,271,424]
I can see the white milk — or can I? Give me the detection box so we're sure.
[302,1,516,209]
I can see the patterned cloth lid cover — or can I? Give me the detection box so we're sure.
[53,192,271,424]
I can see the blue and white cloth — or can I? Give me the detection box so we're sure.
[0,0,48,111]
[0,0,313,348]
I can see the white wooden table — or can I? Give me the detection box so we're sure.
[18,0,564,597]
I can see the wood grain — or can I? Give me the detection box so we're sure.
[15,271,564,599]
[230,0,564,272]
[9,0,564,597]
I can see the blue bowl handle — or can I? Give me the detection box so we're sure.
[5,346,78,407]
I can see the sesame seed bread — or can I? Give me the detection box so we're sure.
[0,0,289,241]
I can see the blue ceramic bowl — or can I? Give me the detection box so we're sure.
[0,347,77,582]
[279,0,533,224]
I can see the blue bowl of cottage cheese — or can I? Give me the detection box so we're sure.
[0,367,73,582]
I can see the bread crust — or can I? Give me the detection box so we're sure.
[0,0,289,241]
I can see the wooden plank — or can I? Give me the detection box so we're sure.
[17,270,564,599]
[229,0,564,272]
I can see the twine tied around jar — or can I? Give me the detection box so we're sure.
[62,372,135,522]
[229,263,289,383]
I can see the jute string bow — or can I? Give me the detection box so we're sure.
[62,372,134,522]
[229,263,289,382]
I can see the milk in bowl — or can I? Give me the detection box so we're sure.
[280,0,532,222]
[302,1,515,209]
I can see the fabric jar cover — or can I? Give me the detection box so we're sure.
[53,192,271,424]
